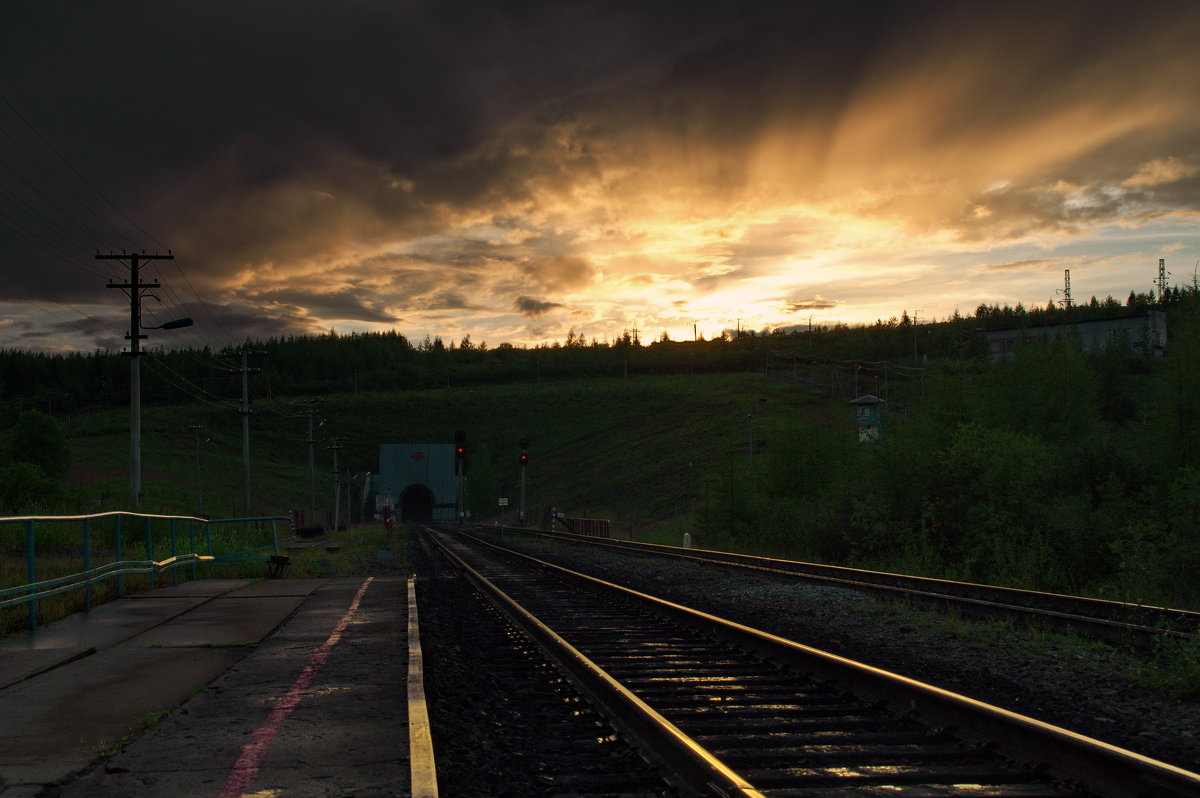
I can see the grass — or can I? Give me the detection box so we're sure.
[1134,637,1200,700]
[51,372,797,529]
[11,370,1195,637]
[98,708,175,759]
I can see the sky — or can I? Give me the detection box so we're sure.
[2,0,1199,354]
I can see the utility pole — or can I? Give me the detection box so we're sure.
[188,424,204,512]
[100,251,190,509]
[224,349,263,516]
[327,437,344,531]
[912,310,924,362]
[297,400,323,524]
[747,412,755,470]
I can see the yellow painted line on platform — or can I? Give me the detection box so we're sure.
[407,576,438,798]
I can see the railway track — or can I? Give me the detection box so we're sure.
[414,529,675,796]
[424,525,1200,797]
[473,525,1200,649]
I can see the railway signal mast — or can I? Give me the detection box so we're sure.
[455,430,466,524]
[518,436,529,525]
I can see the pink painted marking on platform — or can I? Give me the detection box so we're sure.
[218,577,375,798]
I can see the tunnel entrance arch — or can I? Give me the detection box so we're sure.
[377,444,457,521]
[399,483,436,522]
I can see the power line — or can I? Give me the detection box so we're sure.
[0,179,99,254]
[141,353,241,410]
[0,93,164,250]
[0,263,122,340]
[0,133,130,252]
[0,94,235,354]
[0,209,112,279]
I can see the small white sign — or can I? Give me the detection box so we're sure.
[498,498,509,506]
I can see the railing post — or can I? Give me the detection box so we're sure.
[115,514,124,597]
[270,519,280,555]
[145,515,155,588]
[170,518,178,586]
[205,519,214,578]
[25,519,36,630]
[188,519,197,581]
[83,517,92,612]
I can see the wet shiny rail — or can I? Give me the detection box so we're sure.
[474,525,1200,649]
[425,526,1200,797]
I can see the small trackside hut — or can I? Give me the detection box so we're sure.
[849,394,886,442]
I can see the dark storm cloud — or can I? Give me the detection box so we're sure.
[515,296,565,318]
[177,301,315,345]
[980,257,1071,273]
[425,291,485,312]
[783,298,838,313]
[250,288,399,325]
[520,255,596,292]
[2,1,1199,350]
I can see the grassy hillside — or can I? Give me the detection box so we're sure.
[59,372,834,537]
[43,327,1200,613]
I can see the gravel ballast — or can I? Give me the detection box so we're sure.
[485,530,1200,776]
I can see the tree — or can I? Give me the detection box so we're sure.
[0,461,60,514]
[5,410,70,482]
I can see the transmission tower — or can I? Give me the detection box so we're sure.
[1158,258,1170,303]
[1057,269,1073,308]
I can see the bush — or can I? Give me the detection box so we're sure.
[5,410,71,482]
[0,461,62,514]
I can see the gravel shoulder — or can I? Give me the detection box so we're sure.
[493,532,1200,775]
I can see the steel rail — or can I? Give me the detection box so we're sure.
[478,526,1200,647]
[440,526,1200,798]
[425,527,764,798]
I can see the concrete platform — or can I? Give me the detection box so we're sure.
[0,647,244,784]
[0,577,407,797]
[58,577,409,797]
[126,579,254,598]
[129,596,307,648]
[0,648,92,692]
[0,597,210,653]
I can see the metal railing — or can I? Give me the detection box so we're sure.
[0,511,289,630]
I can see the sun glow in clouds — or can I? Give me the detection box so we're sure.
[2,2,1199,352]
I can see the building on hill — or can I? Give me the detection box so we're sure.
[984,311,1167,361]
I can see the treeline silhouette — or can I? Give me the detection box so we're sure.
[0,289,1173,424]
